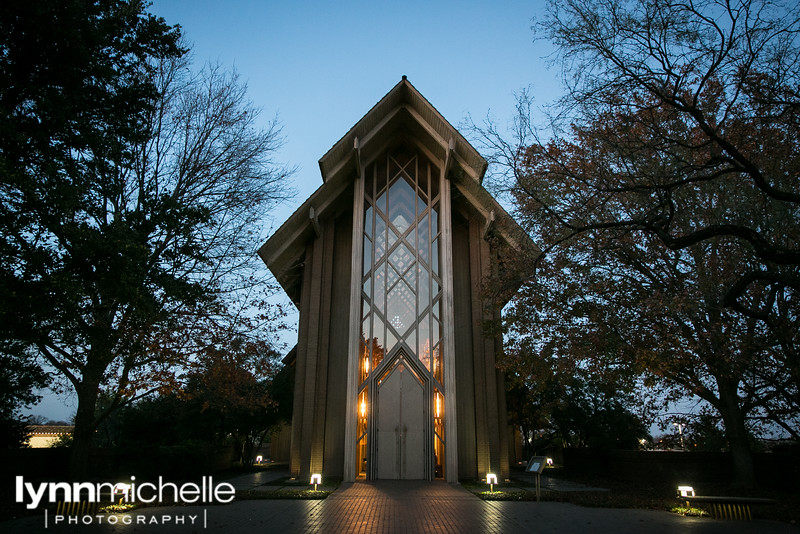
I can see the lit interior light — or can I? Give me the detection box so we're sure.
[486,473,498,492]
[311,473,322,491]
[364,356,370,375]
[435,394,441,419]
[360,399,367,418]
[391,315,403,329]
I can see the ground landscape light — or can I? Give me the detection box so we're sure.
[486,473,498,492]
[113,483,131,504]
[311,474,322,491]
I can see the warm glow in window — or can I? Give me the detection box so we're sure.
[356,145,447,478]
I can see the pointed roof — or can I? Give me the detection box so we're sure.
[259,77,534,304]
[318,76,487,185]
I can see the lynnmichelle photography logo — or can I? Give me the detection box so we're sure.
[15,475,235,528]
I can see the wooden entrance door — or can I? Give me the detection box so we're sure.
[375,363,425,479]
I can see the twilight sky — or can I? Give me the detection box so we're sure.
[148,0,558,222]
[28,0,561,421]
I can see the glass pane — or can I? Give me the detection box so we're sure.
[372,314,385,367]
[385,328,397,356]
[357,385,369,474]
[364,204,373,238]
[361,314,370,342]
[387,226,398,252]
[375,216,387,260]
[389,242,414,275]
[364,166,374,202]
[432,237,439,275]
[404,325,417,356]
[431,205,439,237]
[360,318,370,384]
[434,392,445,478]
[431,276,440,298]
[374,261,386,312]
[433,342,443,384]
[389,156,402,180]
[432,297,440,320]
[376,188,387,215]
[403,261,416,290]
[387,263,400,289]
[387,280,415,337]
[388,177,416,234]
[418,312,431,372]
[417,214,429,265]
[362,235,372,276]
[418,164,429,202]
[418,267,429,312]
[417,195,427,215]
[363,275,371,300]
[392,148,413,169]
[376,159,387,200]
[430,167,440,199]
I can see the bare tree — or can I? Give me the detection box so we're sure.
[469,0,800,487]
[480,0,800,309]
[1,2,292,476]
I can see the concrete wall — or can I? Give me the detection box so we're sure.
[322,212,353,478]
[267,423,291,462]
[451,202,510,481]
[453,210,477,479]
[289,205,353,479]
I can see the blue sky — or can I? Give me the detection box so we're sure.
[28,0,561,421]
[148,0,558,222]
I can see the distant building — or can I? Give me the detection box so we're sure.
[259,78,533,483]
[27,425,73,448]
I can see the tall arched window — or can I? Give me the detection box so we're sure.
[357,144,445,478]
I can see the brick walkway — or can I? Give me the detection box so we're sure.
[303,481,519,533]
[3,480,798,533]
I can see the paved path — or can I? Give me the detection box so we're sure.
[225,467,291,490]
[3,480,797,533]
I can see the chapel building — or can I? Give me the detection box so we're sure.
[259,77,533,483]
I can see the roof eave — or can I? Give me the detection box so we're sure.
[319,77,487,185]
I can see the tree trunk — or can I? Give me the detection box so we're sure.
[69,378,100,480]
[716,376,755,488]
